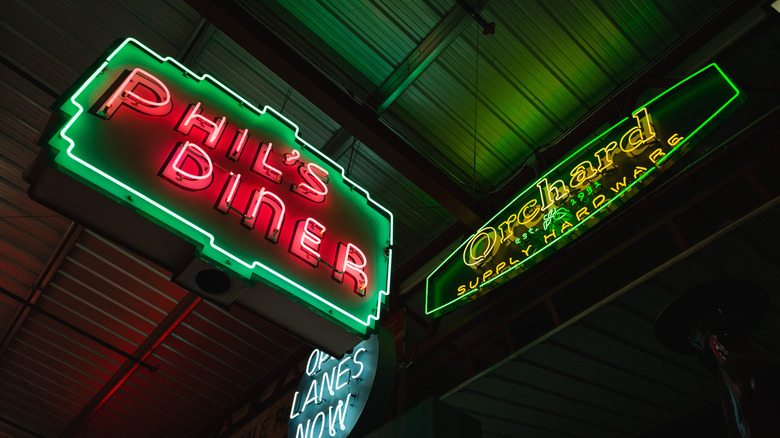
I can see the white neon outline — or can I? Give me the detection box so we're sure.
[54,38,393,334]
[175,102,227,148]
[100,67,171,117]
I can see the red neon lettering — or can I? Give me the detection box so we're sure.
[284,149,300,166]
[175,102,226,148]
[332,243,368,296]
[290,218,326,267]
[160,141,213,190]
[243,188,285,243]
[228,129,249,161]
[216,172,241,214]
[98,68,171,118]
[251,142,283,184]
[292,163,329,203]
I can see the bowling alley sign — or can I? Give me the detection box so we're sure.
[36,38,393,337]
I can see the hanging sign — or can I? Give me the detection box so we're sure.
[288,330,395,438]
[426,63,741,317]
[28,38,393,345]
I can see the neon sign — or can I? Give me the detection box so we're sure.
[288,332,394,438]
[40,38,393,337]
[426,64,741,317]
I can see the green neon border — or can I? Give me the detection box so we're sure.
[425,63,740,316]
[51,38,394,334]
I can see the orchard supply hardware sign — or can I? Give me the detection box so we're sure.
[426,64,741,317]
[41,38,393,336]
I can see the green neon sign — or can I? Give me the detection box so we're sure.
[43,38,393,336]
[426,64,741,317]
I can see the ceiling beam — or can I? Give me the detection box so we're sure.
[368,0,491,114]
[323,0,491,159]
[61,294,202,437]
[184,0,484,229]
[0,223,82,359]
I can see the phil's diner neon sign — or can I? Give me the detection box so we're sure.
[45,38,393,335]
[426,63,741,317]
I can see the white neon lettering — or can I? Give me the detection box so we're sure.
[252,142,283,183]
[328,394,351,435]
[291,345,371,437]
[306,350,320,376]
[175,102,226,148]
[351,348,366,379]
[332,243,368,295]
[312,411,326,438]
[295,423,307,438]
[99,68,171,118]
[318,350,331,370]
[290,390,302,420]
[319,367,336,401]
[335,356,351,391]
[303,379,319,412]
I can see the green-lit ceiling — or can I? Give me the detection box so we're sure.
[176,0,744,270]
[244,0,728,193]
[218,0,738,266]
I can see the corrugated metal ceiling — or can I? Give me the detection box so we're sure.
[1,0,777,436]
[387,0,732,194]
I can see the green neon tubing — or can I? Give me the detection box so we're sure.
[54,38,393,331]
